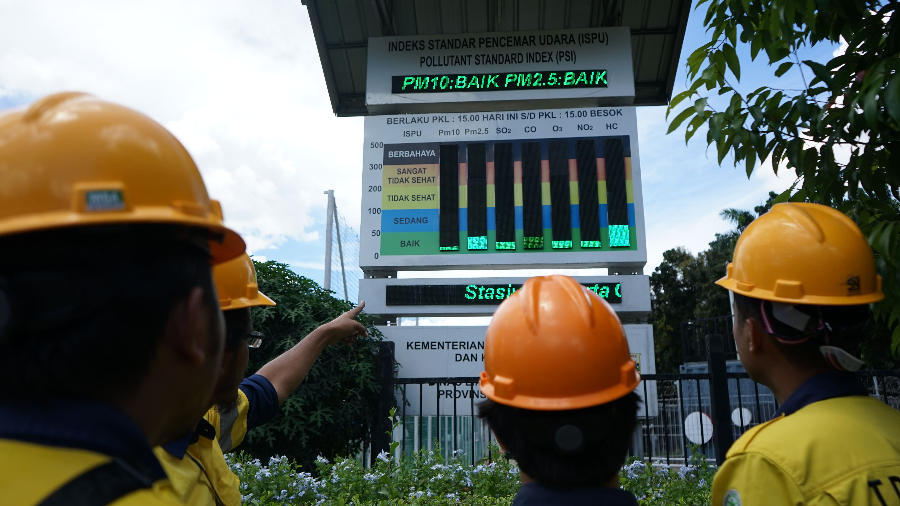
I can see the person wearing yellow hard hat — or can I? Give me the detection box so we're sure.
[478,275,642,505]
[0,92,246,505]
[711,203,900,506]
[155,251,368,506]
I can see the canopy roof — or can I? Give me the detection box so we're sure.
[303,0,691,116]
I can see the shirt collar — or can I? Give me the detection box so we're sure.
[161,418,217,459]
[775,370,868,417]
[0,398,167,482]
[512,483,638,506]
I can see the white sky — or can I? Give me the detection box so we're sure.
[1,0,833,289]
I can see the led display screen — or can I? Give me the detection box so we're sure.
[392,70,608,94]
[386,282,621,306]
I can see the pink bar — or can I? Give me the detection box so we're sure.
[568,159,578,182]
[513,161,522,184]
[459,162,467,185]
[487,161,495,185]
[541,160,550,183]
[596,158,606,181]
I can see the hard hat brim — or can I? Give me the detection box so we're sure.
[715,275,885,305]
[479,368,641,411]
[0,207,246,265]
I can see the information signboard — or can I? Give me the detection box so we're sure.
[360,106,646,271]
[366,28,634,114]
[386,324,657,416]
[358,275,651,317]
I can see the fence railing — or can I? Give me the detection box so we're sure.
[369,341,900,467]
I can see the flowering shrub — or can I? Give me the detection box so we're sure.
[227,447,714,506]
[620,450,715,506]
[227,444,517,506]
[229,410,713,505]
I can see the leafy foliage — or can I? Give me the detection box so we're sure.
[242,260,383,474]
[650,197,776,372]
[667,0,900,350]
[226,448,714,505]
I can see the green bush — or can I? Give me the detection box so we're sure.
[242,260,384,474]
[226,446,714,505]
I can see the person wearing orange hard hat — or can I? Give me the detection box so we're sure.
[478,275,641,505]
[711,203,900,506]
[155,250,368,506]
[0,92,245,505]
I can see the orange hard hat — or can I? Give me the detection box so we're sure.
[480,275,640,411]
[0,92,244,264]
[716,203,883,305]
[214,253,276,311]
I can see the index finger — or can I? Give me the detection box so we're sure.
[344,301,365,319]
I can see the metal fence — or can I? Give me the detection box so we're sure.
[368,340,900,467]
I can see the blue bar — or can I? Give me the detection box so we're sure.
[382,209,439,233]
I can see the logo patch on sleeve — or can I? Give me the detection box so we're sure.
[723,489,742,506]
[85,190,125,212]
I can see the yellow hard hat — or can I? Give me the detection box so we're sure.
[480,275,640,411]
[716,203,883,305]
[213,253,276,310]
[0,92,244,264]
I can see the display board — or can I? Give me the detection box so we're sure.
[366,28,634,114]
[386,324,657,417]
[358,275,651,317]
[360,106,646,271]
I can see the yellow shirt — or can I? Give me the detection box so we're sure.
[1,439,183,506]
[154,374,279,506]
[0,399,182,506]
[712,395,900,505]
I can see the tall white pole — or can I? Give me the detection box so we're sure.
[333,199,349,300]
[324,190,334,290]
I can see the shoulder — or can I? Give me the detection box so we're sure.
[0,440,180,506]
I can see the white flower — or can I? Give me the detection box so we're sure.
[376,450,390,463]
[316,455,329,464]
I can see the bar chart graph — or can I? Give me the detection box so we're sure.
[380,136,636,256]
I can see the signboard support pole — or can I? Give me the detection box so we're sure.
[324,190,334,290]
[372,341,395,466]
[706,334,733,465]
[333,198,348,300]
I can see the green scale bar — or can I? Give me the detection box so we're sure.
[495,241,516,250]
[467,236,488,250]
[580,240,601,248]
[439,246,460,251]
[608,225,631,247]
[552,240,573,249]
[523,236,544,250]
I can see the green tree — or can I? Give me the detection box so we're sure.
[667,0,900,349]
[242,260,383,473]
[650,247,701,372]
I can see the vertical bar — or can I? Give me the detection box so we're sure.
[323,190,334,289]
[453,383,458,454]
[332,201,348,300]
[402,384,407,457]
[493,143,516,249]
[706,334,734,465]
[466,144,488,250]
[470,383,476,465]
[371,342,395,466]
[662,380,671,465]
[603,138,630,247]
[695,379,704,457]
[678,379,689,463]
[548,140,572,248]
[753,381,762,424]
[735,375,744,437]
[575,140,600,248]
[439,145,460,251]
[643,379,651,462]
[521,142,543,249]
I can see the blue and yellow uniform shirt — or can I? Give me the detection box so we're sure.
[0,398,182,506]
[154,374,279,506]
[712,371,900,506]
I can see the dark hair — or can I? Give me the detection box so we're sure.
[0,224,217,401]
[223,307,252,351]
[733,292,871,363]
[478,392,640,487]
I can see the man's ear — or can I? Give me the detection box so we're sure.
[746,317,767,355]
[163,286,212,366]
